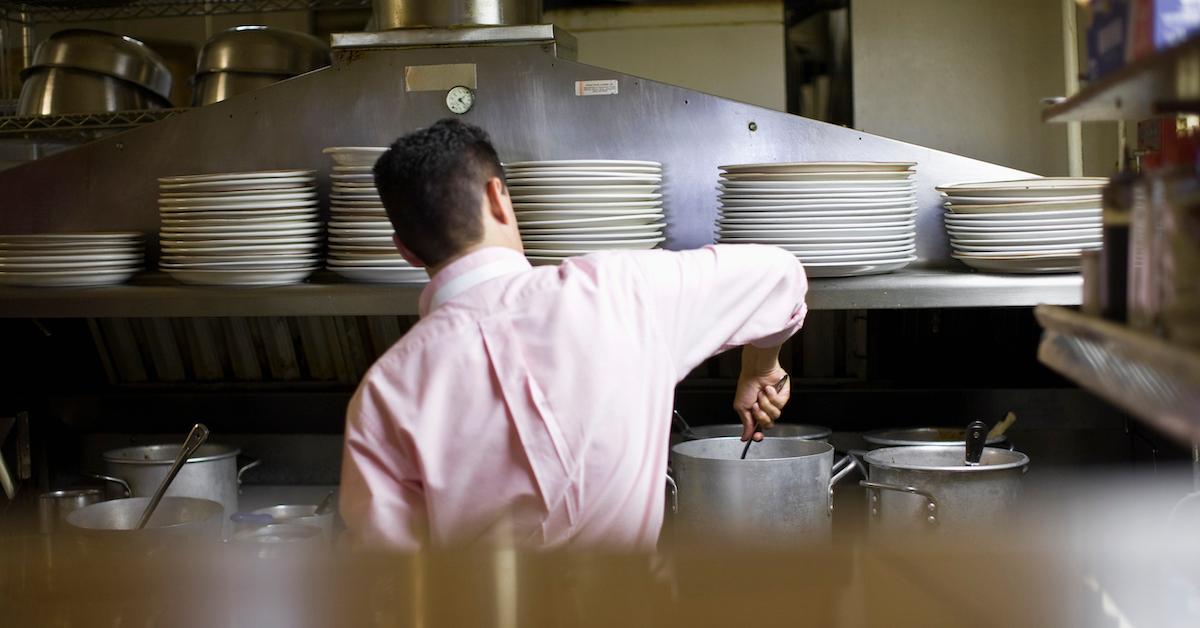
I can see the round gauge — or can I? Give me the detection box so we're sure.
[445,86,475,115]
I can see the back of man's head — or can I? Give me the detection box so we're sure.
[373,119,505,267]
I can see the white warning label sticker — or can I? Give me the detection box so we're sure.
[574,80,619,96]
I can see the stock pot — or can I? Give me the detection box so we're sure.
[93,443,259,522]
[669,437,859,545]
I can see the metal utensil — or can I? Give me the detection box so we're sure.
[741,374,790,460]
[963,421,987,466]
[315,490,336,515]
[671,410,698,439]
[135,424,209,530]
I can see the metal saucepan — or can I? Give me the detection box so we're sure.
[863,426,1008,449]
[191,71,288,106]
[18,67,169,116]
[668,437,860,545]
[25,29,173,101]
[196,26,330,76]
[66,496,223,538]
[860,445,1029,533]
[38,488,104,534]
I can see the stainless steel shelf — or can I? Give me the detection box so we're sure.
[1035,305,1200,444]
[0,267,1081,319]
[1044,33,1200,122]
[0,0,369,24]
[0,108,189,139]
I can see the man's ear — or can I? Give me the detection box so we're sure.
[392,233,426,268]
[484,177,513,225]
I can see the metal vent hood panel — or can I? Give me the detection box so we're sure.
[0,27,1029,263]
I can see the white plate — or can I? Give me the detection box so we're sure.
[516,209,666,221]
[160,214,319,227]
[333,165,374,173]
[159,205,320,217]
[945,228,1101,241]
[719,238,913,251]
[328,266,428,284]
[0,267,139,287]
[159,221,320,234]
[161,242,323,255]
[721,171,914,182]
[952,252,1081,274]
[331,194,382,202]
[720,161,914,174]
[720,207,916,218]
[159,169,314,184]
[328,245,397,253]
[331,214,390,223]
[322,147,387,167]
[523,238,665,253]
[508,185,660,195]
[0,258,142,270]
[329,236,394,245]
[0,232,143,243]
[159,186,317,199]
[719,241,915,256]
[159,177,316,192]
[946,199,1100,214]
[331,173,375,182]
[522,230,663,242]
[800,256,916,277]
[328,227,392,237]
[942,193,1102,205]
[950,234,1101,246]
[159,192,317,207]
[161,237,322,249]
[720,189,916,199]
[952,242,1096,253]
[504,159,661,169]
[941,209,1100,221]
[937,177,1106,196]
[506,175,662,186]
[502,167,662,177]
[720,197,916,209]
[160,258,319,270]
[331,205,388,214]
[944,222,1100,233]
[514,201,662,211]
[328,220,390,230]
[0,251,143,263]
[719,217,915,228]
[330,200,386,208]
[160,228,321,240]
[520,223,666,236]
[327,257,415,267]
[512,194,665,204]
[165,267,317,286]
[722,225,915,238]
[719,179,914,190]
[791,248,916,262]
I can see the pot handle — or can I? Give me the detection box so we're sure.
[860,480,939,526]
[85,472,132,498]
[826,455,862,515]
[237,458,261,485]
[665,473,678,514]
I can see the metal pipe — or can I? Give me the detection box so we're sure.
[1061,0,1083,176]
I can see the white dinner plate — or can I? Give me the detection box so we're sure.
[159,192,318,207]
[516,209,666,221]
[503,168,662,178]
[0,250,143,262]
[331,173,375,182]
[332,181,379,189]
[328,245,397,254]
[328,227,393,236]
[941,209,1100,221]
[521,237,664,251]
[160,214,319,227]
[937,177,1106,196]
[159,177,316,192]
[720,207,916,218]
[951,242,1095,253]
[506,175,662,186]
[161,242,322,255]
[719,217,915,228]
[943,223,1100,234]
[328,220,390,229]
[942,194,1102,206]
[504,159,661,169]
[160,258,320,270]
[720,196,916,208]
[159,221,320,234]
[720,189,916,200]
[326,257,415,267]
[513,201,662,211]
[518,213,665,228]
[721,171,914,182]
[165,267,317,286]
[946,199,1100,214]
[715,231,912,243]
[160,236,322,248]
[327,266,428,284]
[799,256,916,278]
[322,147,387,167]
[0,267,140,287]
[0,232,142,243]
[720,225,915,238]
[0,257,142,270]
[952,252,1081,273]
[158,205,319,218]
[332,165,373,173]
[160,228,321,241]
[717,238,913,252]
[159,186,317,199]
[330,200,386,208]
[159,169,314,184]
[520,224,666,236]
[790,248,916,262]
[720,162,915,174]
[331,214,390,224]
[521,230,663,243]
[508,185,660,196]
[950,233,1101,246]
[719,178,914,190]
[945,228,1101,241]
[329,236,394,246]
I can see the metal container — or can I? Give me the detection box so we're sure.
[669,437,859,545]
[192,71,286,106]
[38,488,104,534]
[25,29,173,101]
[233,523,323,558]
[196,26,330,75]
[18,67,168,116]
[251,504,334,541]
[97,443,257,522]
[677,423,830,442]
[66,496,223,537]
[863,427,1007,449]
[373,0,542,30]
[861,445,1029,533]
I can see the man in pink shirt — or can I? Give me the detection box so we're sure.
[340,120,808,550]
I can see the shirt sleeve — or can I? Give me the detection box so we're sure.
[627,244,808,377]
[338,377,427,550]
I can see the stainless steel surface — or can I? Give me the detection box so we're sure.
[0,30,1028,293]
[192,71,286,106]
[135,423,209,530]
[331,24,576,59]
[196,26,329,75]
[251,504,334,540]
[102,442,244,522]
[18,67,167,116]
[669,437,857,544]
[66,496,223,536]
[863,427,1007,448]
[862,445,1029,532]
[27,29,173,101]
[371,0,541,30]
[38,488,104,534]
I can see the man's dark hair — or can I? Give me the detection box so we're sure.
[373,119,505,267]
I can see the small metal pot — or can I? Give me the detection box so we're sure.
[860,445,1029,533]
[251,504,334,541]
[38,488,104,534]
[66,496,223,537]
[668,437,860,545]
[25,29,173,101]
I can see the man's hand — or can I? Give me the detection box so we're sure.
[733,345,791,442]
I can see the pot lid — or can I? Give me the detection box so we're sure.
[863,427,1006,447]
[103,443,239,464]
[864,445,1028,472]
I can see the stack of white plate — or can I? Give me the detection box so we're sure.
[0,232,143,287]
[939,177,1105,273]
[715,162,918,277]
[321,147,426,284]
[507,159,666,265]
[157,169,321,286]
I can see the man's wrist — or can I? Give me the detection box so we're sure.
[741,344,782,376]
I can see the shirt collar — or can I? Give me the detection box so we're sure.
[418,247,532,317]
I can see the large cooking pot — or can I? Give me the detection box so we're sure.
[672,423,831,448]
[196,26,330,75]
[92,443,259,522]
[18,66,169,116]
[25,29,173,101]
[66,496,223,538]
[860,445,1029,533]
[863,427,1008,449]
[668,437,859,545]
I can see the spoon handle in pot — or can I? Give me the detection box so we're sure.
[135,423,210,530]
[964,420,988,466]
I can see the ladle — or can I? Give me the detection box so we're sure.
[135,423,210,530]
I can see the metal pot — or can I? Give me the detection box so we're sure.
[672,423,830,448]
[66,496,223,537]
[860,445,1029,533]
[93,443,259,523]
[251,504,334,541]
[668,437,860,545]
[372,0,542,30]
[863,427,1007,449]
[196,26,330,75]
[38,488,104,534]
[25,29,173,101]
[18,67,169,116]
[192,71,286,106]
[233,523,323,558]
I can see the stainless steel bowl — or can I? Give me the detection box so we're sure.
[18,67,169,116]
[196,26,329,75]
[191,71,286,106]
[251,504,334,540]
[25,29,172,101]
[66,496,223,537]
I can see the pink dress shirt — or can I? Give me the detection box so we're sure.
[339,244,808,550]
